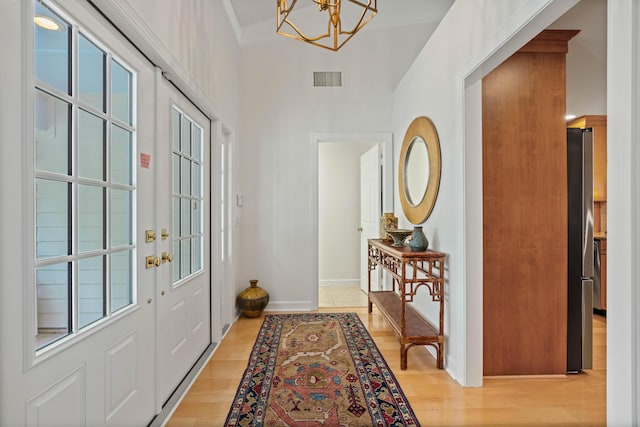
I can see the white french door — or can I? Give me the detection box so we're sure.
[154,73,212,407]
[14,1,157,426]
[7,1,215,426]
[360,145,381,293]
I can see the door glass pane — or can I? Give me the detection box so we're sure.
[36,262,70,350]
[78,109,105,180]
[193,125,202,161]
[36,179,69,259]
[173,154,181,194]
[111,250,132,312]
[181,158,191,195]
[78,256,105,328]
[193,200,201,235]
[111,125,132,185]
[111,60,131,125]
[193,237,202,272]
[173,197,181,238]
[172,109,180,151]
[111,189,131,247]
[181,198,191,237]
[35,90,69,175]
[181,239,191,278]
[34,1,70,94]
[193,163,201,199]
[78,34,105,112]
[78,185,104,252]
[181,116,191,156]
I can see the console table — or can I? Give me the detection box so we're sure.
[367,239,446,369]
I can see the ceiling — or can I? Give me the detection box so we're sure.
[229,0,454,30]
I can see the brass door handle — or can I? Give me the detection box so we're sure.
[357,227,363,232]
[146,255,161,269]
[162,252,173,263]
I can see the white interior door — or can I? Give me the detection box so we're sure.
[360,145,381,293]
[155,73,212,406]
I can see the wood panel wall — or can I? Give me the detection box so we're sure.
[482,31,577,376]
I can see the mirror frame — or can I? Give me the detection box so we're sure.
[398,116,442,224]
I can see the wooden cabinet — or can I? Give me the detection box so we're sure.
[567,115,607,201]
[482,30,578,376]
[367,239,446,369]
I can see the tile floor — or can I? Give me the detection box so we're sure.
[318,286,368,307]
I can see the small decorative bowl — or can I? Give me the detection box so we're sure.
[385,228,413,247]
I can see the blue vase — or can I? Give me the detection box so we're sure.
[409,226,429,251]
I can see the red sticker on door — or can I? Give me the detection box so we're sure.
[140,152,151,169]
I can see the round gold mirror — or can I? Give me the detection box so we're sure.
[398,116,441,224]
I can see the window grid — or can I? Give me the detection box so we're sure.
[34,0,136,352]
[172,107,204,285]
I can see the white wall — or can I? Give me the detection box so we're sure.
[550,0,608,116]
[318,143,375,286]
[236,23,434,310]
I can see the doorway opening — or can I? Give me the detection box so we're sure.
[311,132,393,309]
[318,142,375,308]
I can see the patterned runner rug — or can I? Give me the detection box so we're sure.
[224,312,420,426]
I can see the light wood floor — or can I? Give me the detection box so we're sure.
[167,307,606,426]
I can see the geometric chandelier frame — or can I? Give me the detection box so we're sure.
[277,0,377,51]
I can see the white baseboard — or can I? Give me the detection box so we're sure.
[319,279,360,287]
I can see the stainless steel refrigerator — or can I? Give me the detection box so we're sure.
[567,128,594,373]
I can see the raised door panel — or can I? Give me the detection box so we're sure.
[26,367,86,427]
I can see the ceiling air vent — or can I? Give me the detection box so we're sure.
[313,71,342,87]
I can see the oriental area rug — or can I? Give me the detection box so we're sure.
[224,312,420,427]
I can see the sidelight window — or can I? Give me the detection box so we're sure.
[34,0,136,351]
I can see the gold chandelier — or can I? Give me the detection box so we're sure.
[277,0,377,51]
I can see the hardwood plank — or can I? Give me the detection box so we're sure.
[166,309,606,426]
